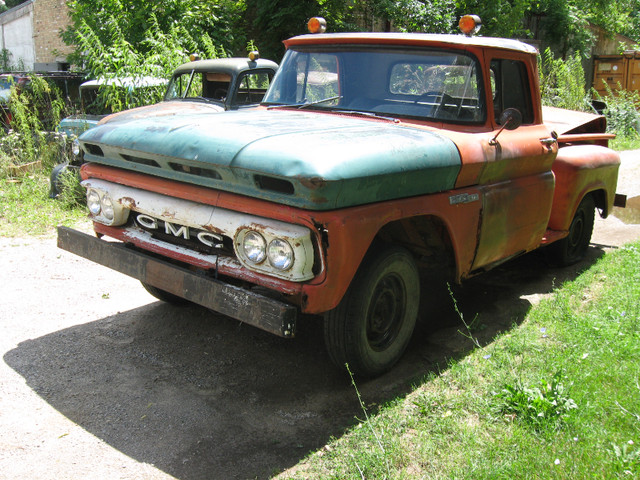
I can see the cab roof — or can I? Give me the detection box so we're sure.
[284,32,538,55]
[172,57,278,77]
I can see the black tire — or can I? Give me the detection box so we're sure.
[141,282,189,305]
[49,163,70,199]
[323,246,420,377]
[550,194,595,266]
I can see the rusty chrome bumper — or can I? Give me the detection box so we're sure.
[57,226,297,337]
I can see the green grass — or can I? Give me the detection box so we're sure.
[611,136,640,151]
[0,174,88,237]
[280,242,640,479]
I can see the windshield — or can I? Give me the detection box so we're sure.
[263,47,485,123]
[165,69,274,107]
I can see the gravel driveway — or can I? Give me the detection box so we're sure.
[1,151,639,480]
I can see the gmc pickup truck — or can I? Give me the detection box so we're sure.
[58,16,624,376]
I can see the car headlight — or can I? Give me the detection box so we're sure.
[268,238,294,270]
[72,138,80,157]
[101,195,115,222]
[243,231,267,264]
[87,189,101,215]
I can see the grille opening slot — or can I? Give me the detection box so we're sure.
[254,175,294,195]
[169,162,222,179]
[121,154,161,168]
[84,143,104,157]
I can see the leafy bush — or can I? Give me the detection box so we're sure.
[72,13,225,112]
[0,75,71,177]
[539,48,591,112]
[598,86,640,138]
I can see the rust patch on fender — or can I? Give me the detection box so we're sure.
[119,197,137,209]
[297,176,327,190]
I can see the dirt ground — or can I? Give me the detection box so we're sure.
[1,151,639,480]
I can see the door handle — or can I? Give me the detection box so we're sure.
[540,131,558,150]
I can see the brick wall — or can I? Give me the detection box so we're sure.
[32,0,73,64]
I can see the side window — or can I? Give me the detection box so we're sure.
[490,59,533,124]
[203,72,231,100]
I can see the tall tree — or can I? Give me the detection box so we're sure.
[63,0,244,64]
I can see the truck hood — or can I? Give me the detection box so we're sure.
[542,106,607,135]
[80,108,461,210]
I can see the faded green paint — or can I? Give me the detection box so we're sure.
[58,114,103,137]
[80,107,461,210]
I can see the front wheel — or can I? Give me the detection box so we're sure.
[549,194,595,266]
[323,246,420,377]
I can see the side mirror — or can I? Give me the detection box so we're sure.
[490,108,523,146]
[499,108,522,130]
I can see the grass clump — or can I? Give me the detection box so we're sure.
[279,242,640,479]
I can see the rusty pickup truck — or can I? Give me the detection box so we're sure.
[58,16,624,376]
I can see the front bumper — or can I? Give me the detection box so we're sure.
[57,226,297,337]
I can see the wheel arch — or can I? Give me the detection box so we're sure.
[371,214,458,282]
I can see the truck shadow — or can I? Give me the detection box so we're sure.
[3,245,605,480]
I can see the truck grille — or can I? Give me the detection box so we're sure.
[133,213,235,257]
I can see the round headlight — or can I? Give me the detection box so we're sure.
[87,189,101,215]
[101,195,115,222]
[268,238,294,271]
[72,138,80,157]
[243,231,266,264]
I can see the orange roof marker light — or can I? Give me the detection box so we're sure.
[308,17,327,34]
[248,50,260,61]
[459,15,482,36]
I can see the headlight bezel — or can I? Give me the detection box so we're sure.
[83,185,129,226]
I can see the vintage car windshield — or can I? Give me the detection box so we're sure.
[165,69,273,107]
[263,47,486,123]
[165,70,230,103]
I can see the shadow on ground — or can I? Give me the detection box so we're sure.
[4,246,605,480]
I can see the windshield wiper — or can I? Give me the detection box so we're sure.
[297,95,343,109]
[333,109,400,123]
[266,95,343,110]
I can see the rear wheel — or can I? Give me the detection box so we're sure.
[141,282,188,305]
[550,194,595,266]
[323,246,420,377]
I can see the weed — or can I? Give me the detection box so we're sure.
[346,364,390,478]
[599,86,640,138]
[493,372,578,431]
[448,284,482,348]
[611,440,640,475]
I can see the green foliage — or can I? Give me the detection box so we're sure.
[0,75,69,172]
[599,87,640,137]
[494,372,578,431]
[539,48,590,111]
[0,174,87,237]
[71,11,224,113]
[63,0,242,63]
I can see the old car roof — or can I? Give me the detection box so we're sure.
[81,76,167,89]
[284,32,538,55]
[172,58,279,76]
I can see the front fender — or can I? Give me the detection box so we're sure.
[549,145,620,231]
